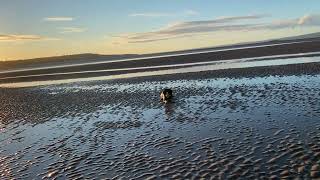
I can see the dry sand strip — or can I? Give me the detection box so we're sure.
[1,39,320,79]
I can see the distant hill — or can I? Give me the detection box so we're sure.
[0,53,141,71]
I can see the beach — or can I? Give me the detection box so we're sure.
[1,39,320,83]
[3,0,320,179]
[1,48,320,179]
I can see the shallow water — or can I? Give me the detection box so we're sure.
[1,54,320,88]
[1,75,320,179]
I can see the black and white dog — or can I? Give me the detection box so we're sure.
[160,89,173,103]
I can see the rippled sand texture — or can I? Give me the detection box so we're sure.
[1,75,320,179]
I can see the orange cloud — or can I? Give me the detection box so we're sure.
[0,34,60,42]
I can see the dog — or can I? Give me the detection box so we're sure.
[160,89,173,103]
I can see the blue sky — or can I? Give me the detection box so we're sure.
[1,0,320,60]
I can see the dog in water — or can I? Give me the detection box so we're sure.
[160,89,173,103]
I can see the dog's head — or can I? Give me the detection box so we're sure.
[160,89,173,103]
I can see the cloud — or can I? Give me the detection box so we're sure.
[129,13,172,17]
[297,14,320,26]
[125,34,194,43]
[59,27,87,33]
[116,14,320,43]
[129,9,199,18]
[0,34,60,42]
[117,14,267,43]
[185,10,199,16]
[43,17,74,21]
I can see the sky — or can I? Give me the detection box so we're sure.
[1,0,320,61]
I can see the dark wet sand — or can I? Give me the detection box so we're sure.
[1,39,320,82]
[1,62,320,179]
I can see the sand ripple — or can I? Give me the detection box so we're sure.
[0,75,320,179]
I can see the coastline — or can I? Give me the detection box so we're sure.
[0,39,320,84]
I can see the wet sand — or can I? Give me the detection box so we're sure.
[1,65,320,179]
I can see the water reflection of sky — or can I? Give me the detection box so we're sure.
[42,75,320,95]
[1,55,320,88]
[1,72,320,179]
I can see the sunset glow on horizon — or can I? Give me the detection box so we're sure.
[1,0,320,61]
